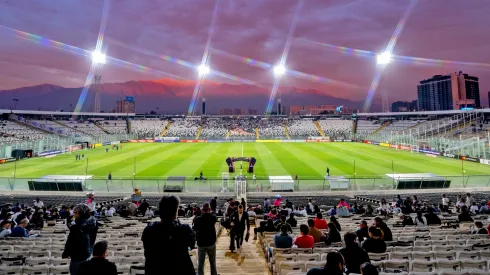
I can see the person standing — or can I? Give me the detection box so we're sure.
[229,204,250,253]
[107,172,112,181]
[76,241,117,275]
[326,167,330,177]
[142,196,196,275]
[193,203,218,275]
[63,204,99,275]
[264,198,270,212]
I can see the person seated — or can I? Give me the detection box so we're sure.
[415,211,427,227]
[339,232,370,275]
[280,205,290,217]
[274,224,293,249]
[313,205,321,214]
[275,215,292,233]
[423,207,441,225]
[356,220,369,242]
[10,218,33,238]
[458,206,474,223]
[362,227,386,253]
[400,214,414,227]
[253,219,276,240]
[0,220,12,238]
[324,222,342,246]
[330,216,341,231]
[374,217,393,241]
[307,219,323,243]
[473,222,488,234]
[253,205,264,215]
[177,206,185,217]
[470,202,480,214]
[145,207,155,217]
[337,198,350,209]
[77,240,117,275]
[294,224,314,248]
[360,262,379,275]
[314,212,327,230]
[286,213,297,227]
[247,206,257,218]
[306,252,345,275]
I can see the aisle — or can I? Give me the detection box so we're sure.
[201,228,271,275]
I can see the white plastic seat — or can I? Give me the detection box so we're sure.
[50,250,63,258]
[129,265,145,275]
[390,251,412,260]
[413,252,435,261]
[280,261,305,275]
[435,251,457,260]
[22,265,49,275]
[406,272,436,275]
[296,253,320,262]
[461,260,488,271]
[414,246,433,252]
[452,245,473,252]
[384,260,409,273]
[457,251,480,260]
[478,250,490,259]
[415,240,432,247]
[0,246,12,252]
[469,270,490,275]
[114,251,136,258]
[50,258,70,266]
[312,248,336,254]
[49,265,70,275]
[437,272,470,275]
[434,245,453,252]
[25,257,50,266]
[304,261,324,271]
[120,256,145,266]
[411,260,437,272]
[106,257,122,265]
[0,266,22,275]
[28,250,49,258]
[275,254,297,273]
[437,260,462,271]
[369,253,389,261]
[394,247,414,252]
[290,248,311,254]
[432,240,449,246]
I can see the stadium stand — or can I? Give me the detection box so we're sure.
[317,119,352,139]
[130,119,168,138]
[228,118,259,138]
[287,119,319,138]
[97,120,128,135]
[356,120,381,137]
[164,119,200,138]
[199,118,228,139]
[0,119,51,144]
[31,120,85,137]
[259,119,286,138]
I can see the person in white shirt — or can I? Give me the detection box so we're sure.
[456,198,466,210]
[0,220,12,238]
[33,198,44,208]
[145,207,155,217]
[298,206,307,217]
[105,206,115,217]
[12,210,22,222]
[247,207,256,217]
[465,193,473,208]
[415,211,427,226]
[441,194,449,207]
[470,202,480,214]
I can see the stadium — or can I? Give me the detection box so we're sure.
[1,1,490,275]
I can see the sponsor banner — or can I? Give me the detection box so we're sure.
[180,140,198,143]
[111,141,121,145]
[389,144,397,149]
[418,149,440,155]
[93,143,102,148]
[281,140,295,143]
[363,140,370,144]
[308,136,328,140]
[334,139,344,142]
[292,139,306,142]
[442,152,459,159]
[39,150,62,157]
[240,140,254,143]
[46,155,57,158]
[102,142,112,146]
[426,154,437,158]
[400,145,411,151]
[197,140,207,143]
[154,140,164,143]
[380,143,390,147]
[0,158,15,164]
[461,156,479,162]
[256,140,281,143]
[371,141,380,146]
[163,137,179,141]
[480,159,490,165]
[130,140,138,143]
[120,140,129,143]
[343,139,352,142]
[138,139,154,143]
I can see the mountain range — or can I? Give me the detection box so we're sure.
[0,79,379,113]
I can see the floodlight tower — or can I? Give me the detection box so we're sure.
[91,51,106,113]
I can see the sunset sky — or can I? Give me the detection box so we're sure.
[0,0,489,108]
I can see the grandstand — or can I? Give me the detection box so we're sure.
[164,119,200,138]
[130,119,168,139]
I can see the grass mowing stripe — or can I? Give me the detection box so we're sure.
[196,143,234,178]
[136,143,201,177]
[253,143,289,177]
[265,143,320,177]
[167,143,222,177]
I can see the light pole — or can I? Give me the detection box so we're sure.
[12,99,19,110]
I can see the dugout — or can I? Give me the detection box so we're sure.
[164,176,185,192]
[11,149,33,159]
[75,141,90,149]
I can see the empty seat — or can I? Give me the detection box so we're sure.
[291,248,311,254]
[437,260,462,271]
[411,260,437,272]
[129,265,145,275]
[394,247,413,252]
[49,265,70,275]
[25,257,50,266]
[296,253,320,262]
[22,265,49,275]
[461,260,488,272]
[390,252,412,260]
[369,253,389,261]
[457,251,480,260]
[280,261,305,275]
[435,251,457,260]
[413,252,434,261]
[120,256,145,266]
[50,258,70,266]
[0,266,22,275]
[384,260,409,273]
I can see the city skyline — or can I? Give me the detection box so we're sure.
[0,0,489,112]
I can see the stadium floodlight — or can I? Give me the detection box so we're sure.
[91,51,106,64]
[273,64,286,76]
[377,51,392,65]
[198,64,210,76]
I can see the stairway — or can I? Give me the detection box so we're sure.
[371,121,391,135]
[54,120,92,136]
[283,122,290,139]
[313,121,325,137]
[201,228,270,275]
[255,128,260,140]
[226,130,230,140]
[196,125,203,140]
[94,122,110,134]
[160,121,172,137]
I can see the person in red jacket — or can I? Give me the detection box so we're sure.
[294,224,314,248]
[314,212,327,230]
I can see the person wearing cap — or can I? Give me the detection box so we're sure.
[193,203,218,275]
[63,204,99,275]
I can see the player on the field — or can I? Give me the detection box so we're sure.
[81,154,85,160]
[106,147,109,153]
[326,167,330,176]
[75,154,79,161]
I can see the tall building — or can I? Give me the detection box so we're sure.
[417,71,480,111]
[219,108,233,115]
[202,98,206,115]
[115,96,135,113]
[234,108,244,115]
[248,109,258,115]
[391,101,417,112]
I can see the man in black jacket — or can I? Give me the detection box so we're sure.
[77,241,117,275]
[142,196,196,275]
[229,204,250,253]
[424,207,441,225]
[339,232,370,274]
[210,197,217,213]
[138,199,149,216]
[63,204,98,275]
[362,227,386,253]
[193,203,218,275]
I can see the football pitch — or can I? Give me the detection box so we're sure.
[1,142,489,181]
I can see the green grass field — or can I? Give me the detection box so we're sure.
[1,142,489,180]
